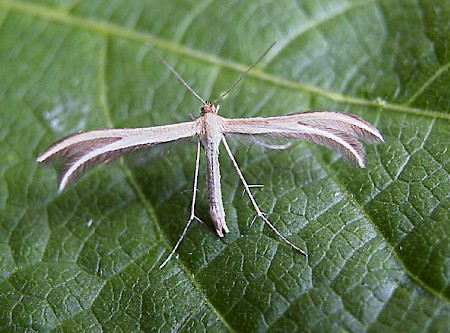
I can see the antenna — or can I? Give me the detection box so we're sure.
[213,42,275,104]
[148,42,276,107]
[147,43,206,104]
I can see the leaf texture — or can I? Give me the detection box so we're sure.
[0,0,449,332]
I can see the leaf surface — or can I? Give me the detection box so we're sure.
[0,0,449,331]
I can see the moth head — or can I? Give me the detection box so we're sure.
[201,101,219,115]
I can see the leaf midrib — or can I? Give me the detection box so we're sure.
[2,0,449,120]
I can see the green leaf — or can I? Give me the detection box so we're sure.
[1,0,449,331]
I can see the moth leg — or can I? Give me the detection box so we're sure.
[159,140,202,269]
[241,184,264,197]
[222,137,307,256]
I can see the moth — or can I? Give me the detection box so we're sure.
[37,44,383,268]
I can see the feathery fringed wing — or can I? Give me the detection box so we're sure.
[37,121,198,191]
[223,111,384,167]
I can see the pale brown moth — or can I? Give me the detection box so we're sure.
[37,43,384,268]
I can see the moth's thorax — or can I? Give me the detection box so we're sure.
[199,106,224,142]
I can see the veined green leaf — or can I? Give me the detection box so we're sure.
[0,0,449,331]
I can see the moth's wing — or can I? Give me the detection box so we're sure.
[222,111,383,167]
[224,133,294,151]
[37,121,198,191]
[283,111,384,144]
[123,137,198,168]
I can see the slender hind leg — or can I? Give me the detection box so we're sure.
[159,140,203,269]
[222,137,307,256]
